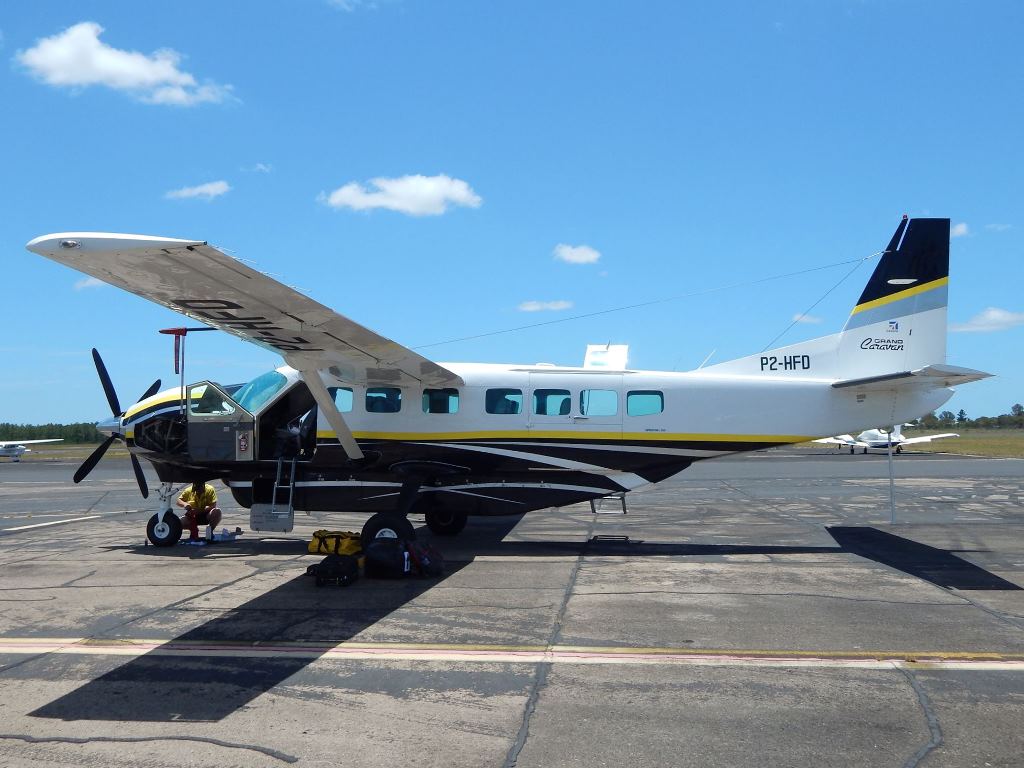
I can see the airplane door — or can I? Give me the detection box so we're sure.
[186,382,255,462]
[527,373,623,438]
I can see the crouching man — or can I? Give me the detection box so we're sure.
[177,481,222,542]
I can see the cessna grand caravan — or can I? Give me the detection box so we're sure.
[26,217,988,547]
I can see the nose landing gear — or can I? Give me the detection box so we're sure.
[146,482,183,547]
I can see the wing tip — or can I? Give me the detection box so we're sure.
[26,232,204,256]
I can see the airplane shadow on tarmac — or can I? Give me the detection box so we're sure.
[31,520,1018,723]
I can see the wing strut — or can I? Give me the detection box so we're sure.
[294,365,364,461]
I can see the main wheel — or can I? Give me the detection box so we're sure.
[896,445,902,454]
[147,512,183,547]
[425,508,468,536]
[361,512,416,547]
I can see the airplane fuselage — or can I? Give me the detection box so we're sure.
[119,362,954,516]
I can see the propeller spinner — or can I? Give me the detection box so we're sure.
[74,348,160,499]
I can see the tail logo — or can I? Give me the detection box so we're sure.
[887,320,900,333]
[860,337,905,351]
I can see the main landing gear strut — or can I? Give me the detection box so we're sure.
[358,482,469,546]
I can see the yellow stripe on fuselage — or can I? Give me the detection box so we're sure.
[316,430,813,443]
[124,392,182,419]
[851,276,947,315]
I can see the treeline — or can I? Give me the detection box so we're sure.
[917,404,1024,430]
[0,423,104,443]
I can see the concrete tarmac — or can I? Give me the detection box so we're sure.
[1,449,1023,767]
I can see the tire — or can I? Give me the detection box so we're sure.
[361,512,416,547]
[147,512,183,547]
[896,445,902,454]
[425,508,468,536]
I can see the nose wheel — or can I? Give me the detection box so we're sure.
[361,512,416,547]
[147,511,183,547]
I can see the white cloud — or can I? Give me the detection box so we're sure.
[950,222,969,238]
[553,243,601,264]
[985,223,1012,232]
[951,307,1024,333]
[321,174,482,216]
[74,276,105,290]
[245,162,272,173]
[165,180,231,200]
[518,300,573,312]
[16,21,232,106]
[792,313,822,324]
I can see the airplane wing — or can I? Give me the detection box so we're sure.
[0,439,63,446]
[813,435,860,446]
[898,433,959,446]
[26,233,463,388]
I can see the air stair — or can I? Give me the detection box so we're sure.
[250,457,297,532]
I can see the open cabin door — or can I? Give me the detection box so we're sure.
[186,382,255,462]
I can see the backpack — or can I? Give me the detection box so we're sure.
[363,539,410,579]
[306,553,359,587]
[406,542,445,577]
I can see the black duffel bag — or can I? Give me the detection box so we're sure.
[306,553,359,587]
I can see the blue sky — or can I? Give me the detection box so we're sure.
[1,1,1021,424]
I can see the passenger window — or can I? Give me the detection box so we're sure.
[422,388,459,414]
[627,390,664,416]
[486,388,523,415]
[366,387,402,413]
[328,387,353,413]
[188,384,235,415]
[533,389,572,416]
[580,389,617,416]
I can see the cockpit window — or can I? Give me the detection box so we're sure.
[233,370,288,413]
[188,384,235,415]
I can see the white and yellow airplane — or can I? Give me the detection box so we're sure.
[815,424,959,454]
[26,216,989,547]
[0,439,63,462]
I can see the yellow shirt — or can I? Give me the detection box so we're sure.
[179,484,217,509]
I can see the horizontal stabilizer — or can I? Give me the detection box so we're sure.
[832,364,991,391]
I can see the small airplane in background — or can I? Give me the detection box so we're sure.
[0,439,64,462]
[814,425,958,454]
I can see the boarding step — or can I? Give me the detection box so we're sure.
[250,502,294,533]
[590,492,627,515]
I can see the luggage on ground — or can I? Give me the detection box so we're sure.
[308,529,362,556]
[406,542,445,577]
[363,539,411,578]
[306,553,360,587]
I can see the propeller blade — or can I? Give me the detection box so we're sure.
[138,379,162,402]
[92,348,121,416]
[73,435,117,483]
[130,454,150,499]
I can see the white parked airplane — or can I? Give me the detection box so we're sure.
[814,425,959,454]
[25,216,990,547]
[0,439,63,462]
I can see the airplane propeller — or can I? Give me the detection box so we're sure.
[73,348,160,499]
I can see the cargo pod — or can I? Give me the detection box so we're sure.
[186,381,255,462]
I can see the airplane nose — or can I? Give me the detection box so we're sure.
[97,416,122,438]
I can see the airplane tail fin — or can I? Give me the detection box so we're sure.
[834,216,949,380]
[700,216,951,381]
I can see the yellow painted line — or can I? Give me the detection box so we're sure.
[2,638,1023,670]
[851,276,948,315]
[315,430,813,443]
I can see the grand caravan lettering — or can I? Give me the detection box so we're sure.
[860,337,904,351]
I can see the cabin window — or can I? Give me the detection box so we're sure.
[627,390,664,416]
[580,389,618,416]
[533,389,572,416]
[486,388,523,415]
[366,387,402,413]
[328,387,353,413]
[423,388,460,414]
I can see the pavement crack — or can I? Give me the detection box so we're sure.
[503,520,595,768]
[0,732,298,763]
[896,666,943,768]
